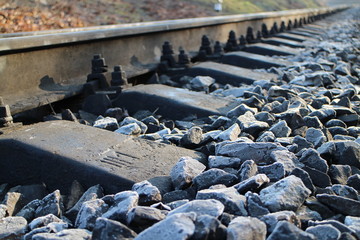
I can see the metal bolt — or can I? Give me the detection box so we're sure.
[111,65,128,86]
[160,41,176,68]
[199,35,213,55]
[91,54,107,74]
[262,23,269,38]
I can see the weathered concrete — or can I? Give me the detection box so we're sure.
[0,121,203,194]
[221,51,291,69]
[289,30,323,39]
[275,33,316,42]
[244,43,301,56]
[112,84,239,119]
[261,37,305,48]
[186,62,277,85]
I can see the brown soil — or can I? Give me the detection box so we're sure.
[0,0,218,33]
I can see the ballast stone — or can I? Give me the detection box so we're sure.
[134,213,195,240]
[259,175,311,212]
[215,142,286,165]
[227,216,267,240]
[170,157,206,190]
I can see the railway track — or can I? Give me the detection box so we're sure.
[1,4,360,240]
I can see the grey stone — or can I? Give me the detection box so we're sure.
[260,175,311,212]
[210,116,232,129]
[306,127,326,148]
[35,190,63,218]
[245,192,270,217]
[290,136,313,152]
[296,205,322,223]
[255,111,276,125]
[170,156,206,190]
[308,220,355,235]
[1,192,22,216]
[236,111,269,137]
[328,165,352,184]
[330,184,358,200]
[180,126,204,148]
[260,211,300,233]
[16,199,43,222]
[304,116,324,128]
[237,160,258,181]
[303,166,332,188]
[134,213,195,240]
[215,142,287,165]
[227,104,258,119]
[326,119,347,128]
[29,214,64,230]
[334,135,356,141]
[120,117,147,134]
[166,199,189,210]
[0,204,6,219]
[193,168,238,190]
[65,180,85,211]
[270,150,301,174]
[92,217,137,240]
[299,148,329,173]
[345,216,360,239]
[227,216,267,240]
[115,123,142,135]
[66,185,103,222]
[291,168,315,193]
[305,197,335,219]
[328,126,349,136]
[102,191,139,223]
[348,127,360,138]
[191,214,221,240]
[268,221,316,240]
[258,162,285,181]
[269,120,291,138]
[132,180,162,205]
[268,86,297,99]
[347,174,360,192]
[147,176,172,198]
[309,108,336,122]
[163,190,190,204]
[105,107,127,122]
[127,206,166,230]
[167,199,224,218]
[316,194,360,217]
[335,61,351,75]
[0,216,27,240]
[75,199,109,230]
[256,131,276,142]
[234,174,270,194]
[196,187,247,216]
[190,76,215,91]
[31,229,91,240]
[215,123,241,142]
[208,155,243,169]
[93,117,119,131]
[318,141,360,168]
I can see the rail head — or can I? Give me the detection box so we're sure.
[0,6,348,53]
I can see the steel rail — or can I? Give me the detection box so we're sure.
[0,5,349,114]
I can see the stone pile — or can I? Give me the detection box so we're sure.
[4,6,360,240]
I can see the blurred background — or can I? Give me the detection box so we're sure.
[0,0,359,33]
